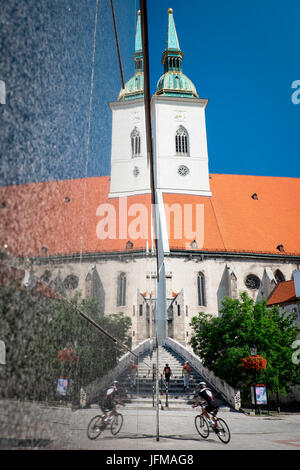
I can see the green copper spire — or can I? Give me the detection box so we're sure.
[166,7,180,51]
[118,11,144,101]
[161,8,183,73]
[156,8,198,98]
[135,10,142,54]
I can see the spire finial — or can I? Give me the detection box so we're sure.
[135,10,142,53]
[161,8,183,71]
[166,8,180,51]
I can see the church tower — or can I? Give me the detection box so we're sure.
[109,8,211,198]
[152,8,211,196]
[109,11,150,198]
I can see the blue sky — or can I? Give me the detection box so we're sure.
[1,0,299,186]
[147,0,300,178]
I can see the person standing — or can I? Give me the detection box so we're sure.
[163,363,172,387]
[182,361,191,391]
[129,360,138,390]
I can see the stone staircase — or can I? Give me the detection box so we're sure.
[115,344,231,410]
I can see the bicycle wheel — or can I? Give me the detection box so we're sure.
[111,413,123,435]
[87,415,104,440]
[194,414,209,438]
[214,418,231,444]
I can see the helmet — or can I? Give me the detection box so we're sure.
[112,380,118,386]
[198,381,206,388]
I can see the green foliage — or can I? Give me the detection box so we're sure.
[0,287,131,402]
[190,292,299,396]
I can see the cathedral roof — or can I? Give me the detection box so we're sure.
[1,174,300,259]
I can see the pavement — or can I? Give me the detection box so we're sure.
[1,398,300,452]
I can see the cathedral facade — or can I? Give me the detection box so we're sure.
[2,9,300,346]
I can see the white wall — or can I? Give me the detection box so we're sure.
[33,256,299,346]
[152,96,211,196]
[109,99,150,197]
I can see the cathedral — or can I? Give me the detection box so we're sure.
[1,9,300,346]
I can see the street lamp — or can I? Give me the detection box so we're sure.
[242,344,267,415]
[250,344,257,414]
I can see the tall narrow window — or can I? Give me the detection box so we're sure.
[175,126,189,155]
[117,272,126,306]
[274,269,285,283]
[197,272,206,306]
[131,127,141,157]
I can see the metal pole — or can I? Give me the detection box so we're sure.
[254,369,257,415]
[140,0,159,281]
[109,0,125,89]
[140,0,161,442]
[155,333,159,441]
[152,363,155,407]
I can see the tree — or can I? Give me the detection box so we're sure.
[189,292,300,401]
[0,286,131,402]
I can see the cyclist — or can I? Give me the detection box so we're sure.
[192,381,222,432]
[98,381,125,427]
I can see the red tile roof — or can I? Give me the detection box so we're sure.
[267,280,298,306]
[0,174,300,258]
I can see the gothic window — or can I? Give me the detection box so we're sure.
[117,272,126,306]
[85,267,105,317]
[245,274,260,290]
[175,126,189,155]
[63,274,79,290]
[274,269,285,284]
[131,127,141,157]
[40,270,51,284]
[197,272,206,306]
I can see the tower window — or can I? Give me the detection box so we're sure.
[175,126,189,155]
[131,127,141,157]
[197,272,206,306]
[117,272,126,306]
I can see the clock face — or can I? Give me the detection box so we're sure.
[177,165,190,176]
[133,166,140,177]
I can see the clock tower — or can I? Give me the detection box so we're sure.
[109,11,150,198]
[109,9,211,198]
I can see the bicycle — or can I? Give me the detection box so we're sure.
[194,403,231,444]
[87,407,124,440]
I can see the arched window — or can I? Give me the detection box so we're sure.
[175,126,189,155]
[274,269,285,284]
[197,272,206,306]
[131,127,141,157]
[117,272,126,306]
